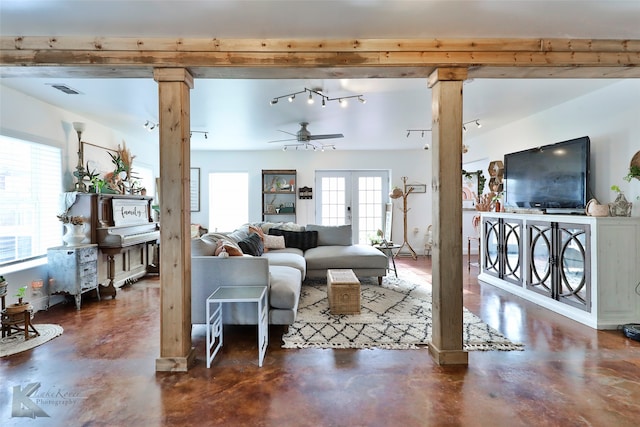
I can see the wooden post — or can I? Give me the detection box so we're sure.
[427,68,469,365]
[154,68,196,372]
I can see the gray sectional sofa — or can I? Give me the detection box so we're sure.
[190,222,388,326]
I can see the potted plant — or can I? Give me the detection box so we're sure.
[6,285,31,314]
[0,275,7,297]
[624,165,640,182]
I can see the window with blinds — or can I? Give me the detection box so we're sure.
[0,135,62,265]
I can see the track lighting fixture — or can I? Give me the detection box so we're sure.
[190,130,209,139]
[269,87,365,108]
[143,120,158,132]
[406,129,432,137]
[282,142,336,152]
[405,119,481,138]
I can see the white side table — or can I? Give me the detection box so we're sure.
[206,286,269,368]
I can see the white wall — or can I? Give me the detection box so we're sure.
[190,149,433,255]
[463,79,640,217]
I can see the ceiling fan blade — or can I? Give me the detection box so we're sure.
[308,133,344,140]
[267,138,297,143]
[277,130,297,136]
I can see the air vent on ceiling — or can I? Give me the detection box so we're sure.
[47,83,82,95]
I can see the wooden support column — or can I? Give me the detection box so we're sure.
[154,68,196,372]
[427,68,469,365]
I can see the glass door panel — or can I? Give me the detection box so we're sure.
[557,223,590,310]
[482,216,500,278]
[502,219,523,284]
[527,222,553,297]
[316,171,389,244]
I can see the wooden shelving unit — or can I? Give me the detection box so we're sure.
[262,169,297,223]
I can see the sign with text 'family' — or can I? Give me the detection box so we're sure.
[112,199,150,226]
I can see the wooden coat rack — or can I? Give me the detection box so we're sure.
[391,176,417,260]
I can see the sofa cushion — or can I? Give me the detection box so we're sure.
[269,265,302,310]
[262,250,306,278]
[268,228,318,251]
[304,244,387,270]
[237,233,264,256]
[306,224,353,246]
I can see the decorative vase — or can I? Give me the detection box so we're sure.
[62,223,86,246]
[609,193,633,217]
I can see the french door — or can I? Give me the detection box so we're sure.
[315,170,389,244]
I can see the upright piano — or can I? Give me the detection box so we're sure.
[67,193,159,298]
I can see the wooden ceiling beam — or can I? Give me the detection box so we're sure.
[1,37,639,79]
[3,37,639,53]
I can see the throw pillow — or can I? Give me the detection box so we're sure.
[218,239,243,256]
[305,224,353,246]
[268,229,318,251]
[263,234,286,249]
[248,224,268,252]
[237,233,264,257]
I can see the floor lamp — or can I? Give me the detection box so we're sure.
[389,176,417,260]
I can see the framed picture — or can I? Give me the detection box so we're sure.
[407,184,426,193]
[190,168,200,212]
[462,170,482,209]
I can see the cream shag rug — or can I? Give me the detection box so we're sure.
[0,324,64,357]
[282,276,524,351]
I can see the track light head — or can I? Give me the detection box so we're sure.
[463,125,467,132]
[283,146,287,151]
[358,96,366,104]
[270,99,278,105]
[307,92,314,104]
[288,95,295,102]
[322,98,326,107]
[475,120,482,128]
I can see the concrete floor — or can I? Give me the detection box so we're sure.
[1,257,639,426]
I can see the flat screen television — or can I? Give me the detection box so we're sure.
[504,136,590,214]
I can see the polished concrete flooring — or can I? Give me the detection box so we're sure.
[2,257,639,426]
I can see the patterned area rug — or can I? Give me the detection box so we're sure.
[0,324,64,357]
[282,276,524,351]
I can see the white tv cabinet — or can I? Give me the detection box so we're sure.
[477,212,640,329]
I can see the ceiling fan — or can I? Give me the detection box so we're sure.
[268,122,343,151]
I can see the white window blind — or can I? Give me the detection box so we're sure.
[0,135,62,265]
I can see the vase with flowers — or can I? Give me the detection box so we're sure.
[57,214,87,246]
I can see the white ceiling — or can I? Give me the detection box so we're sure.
[1,1,638,151]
